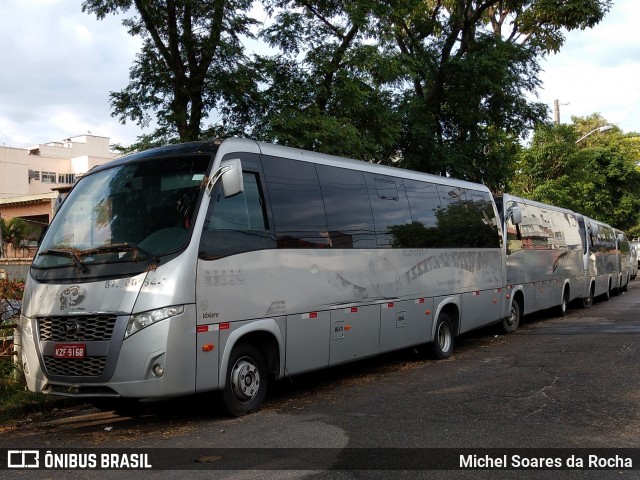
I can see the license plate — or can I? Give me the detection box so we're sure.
[54,343,86,359]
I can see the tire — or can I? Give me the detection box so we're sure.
[603,281,611,301]
[581,285,594,308]
[502,299,520,333]
[222,343,268,417]
[431,312,454,360]
[557,288,569,317]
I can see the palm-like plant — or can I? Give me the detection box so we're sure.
[0,217,31,258]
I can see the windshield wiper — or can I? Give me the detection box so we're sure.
[39,244,159,270]
[38,248,88,272]
[81,244,159,264]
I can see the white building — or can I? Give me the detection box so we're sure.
[0,134,117,256]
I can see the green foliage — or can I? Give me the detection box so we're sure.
[0,217,31,258]
[510,116,640,232]
[84,0,612,189]
[82,0,259,142]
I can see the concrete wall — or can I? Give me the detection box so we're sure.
[0,260,31,281]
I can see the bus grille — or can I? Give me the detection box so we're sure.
[38,315,117,342]
[43,357,107,377]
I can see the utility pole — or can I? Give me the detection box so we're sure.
[553,99,569,125]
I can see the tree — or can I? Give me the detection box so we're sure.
[0,217,31,258]
[87,0,612,189]
[510,115,640,231]
[82,0,259,146]
[251,0,401,162]
[255,0,611,190]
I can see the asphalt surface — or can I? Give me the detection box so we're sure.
[2,281,640,479]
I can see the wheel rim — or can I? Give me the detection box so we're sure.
[230,356,261,404]
[507,304,518,327]
[437,322,452,352]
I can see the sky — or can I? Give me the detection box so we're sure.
[0,0,638,149]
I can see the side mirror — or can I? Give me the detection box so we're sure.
[220,158,243,197]
[208,158,244,198]
[589,223,599,236]
[509,205,522,225]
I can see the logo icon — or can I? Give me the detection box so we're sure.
[59,286,88,310]
[7,450,40,468]
[64,321,80,337]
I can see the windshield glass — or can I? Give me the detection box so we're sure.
[33,154,211,269]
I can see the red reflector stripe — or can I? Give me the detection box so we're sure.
[309,312,318,319]
[350,307,358,313]
[196,325,208,333]
[387,302,394,308]
[220,323,230,330]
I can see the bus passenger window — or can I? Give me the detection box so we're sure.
[262,156,329,248]
[317,165,376,249]
[366,174,412,248]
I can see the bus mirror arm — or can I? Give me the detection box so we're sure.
[207,158,244,198]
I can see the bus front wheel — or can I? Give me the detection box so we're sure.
[502,300,520,334]
[431,313,454,360]
[222,343,268,417]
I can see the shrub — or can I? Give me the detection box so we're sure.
[0,278,24,301]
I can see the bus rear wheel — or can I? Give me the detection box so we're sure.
[431,313,454,360]
[222,343,268,417]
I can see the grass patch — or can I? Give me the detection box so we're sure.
[0,359,76,423]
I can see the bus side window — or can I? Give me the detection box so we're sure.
[199,172,275,259]
[261,156,329,248]
[404,179,441,248]
[317,165,376,249]
[365,174,412,248]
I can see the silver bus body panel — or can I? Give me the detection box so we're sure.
[196,247,504,382]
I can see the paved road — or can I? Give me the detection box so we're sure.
[2,283,640,479]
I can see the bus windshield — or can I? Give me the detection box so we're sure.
[33,155,211,270]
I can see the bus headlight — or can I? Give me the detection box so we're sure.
[125,305,184,339]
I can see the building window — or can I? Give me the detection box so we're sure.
[57,173,75,184]
[41,172,56,183]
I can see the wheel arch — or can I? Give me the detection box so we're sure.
[431,297,460,339]
[219,319,284,389]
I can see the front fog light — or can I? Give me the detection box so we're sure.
[152,364,164,377]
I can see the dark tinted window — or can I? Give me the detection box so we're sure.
[365,174,412,247]
[317,165,375,248]
[466,190,501,248]
[403,179,442,248]
[200,171,275,259]
[262,156,328,248]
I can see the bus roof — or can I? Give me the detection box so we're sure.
[88,137,492,194]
